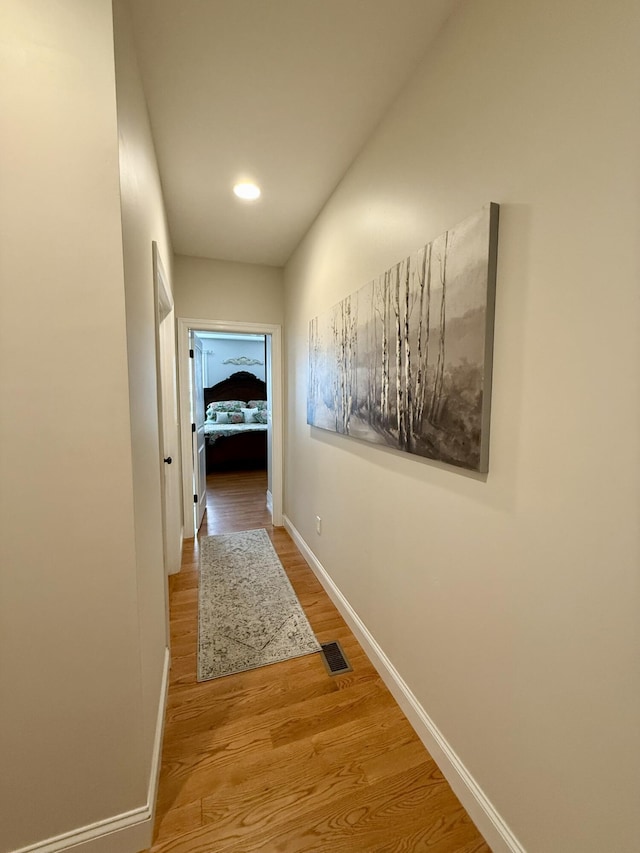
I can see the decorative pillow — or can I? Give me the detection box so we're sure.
[206,399,246,413]
[253,410,268,424]
[247,399,268,411]
[241,407,259,423]
[216,411,244,425]
[205,406,217,421]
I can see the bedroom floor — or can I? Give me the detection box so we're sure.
[150,470,490,852]
[203,468,271,535]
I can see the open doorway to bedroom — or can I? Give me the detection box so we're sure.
[196,331,268,531]
[177,318,283,540]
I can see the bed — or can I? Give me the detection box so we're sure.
[203,371,268,472]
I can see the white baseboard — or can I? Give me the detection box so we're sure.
[12,647,171,853]
[10,809,151,853]
[147,646,171,827]
[283,514,526,853]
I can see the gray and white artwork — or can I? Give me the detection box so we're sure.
[307,203,499,472]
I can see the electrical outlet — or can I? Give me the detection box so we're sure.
[315,515,322,535]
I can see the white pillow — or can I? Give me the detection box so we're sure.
[215,411,230,424]
[241,407,259,423]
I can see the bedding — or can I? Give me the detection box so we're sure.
[213,411,244,425]
[204,421,268,443]
[206,400,246,419]
[206,403,265,425]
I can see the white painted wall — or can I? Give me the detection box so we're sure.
[196,335,266,388]
[0,1,147,849]
[174,254,284,326]
[174,257,283,520]
[112,0,178,769]
[283,1,640,851]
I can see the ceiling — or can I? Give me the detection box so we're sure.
[128,0,458,267]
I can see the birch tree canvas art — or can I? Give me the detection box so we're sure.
[307,203,499,472]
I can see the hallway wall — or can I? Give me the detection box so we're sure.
[0,2,147,849]
[113,0,178,780]
[174,254,284,326]
[283,1,640,850]
[174,255,284,518]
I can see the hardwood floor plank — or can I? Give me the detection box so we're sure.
[165,671,340,735]
[198,750,365,846]
[370,816,493,853]
[269,679,394,748]
[147,470,490,853]
[208,761,461,853]
[153,801,203,847]
[360,739,437,785]
[312,713,418,769]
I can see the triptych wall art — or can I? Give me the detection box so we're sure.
[307,203,499,472]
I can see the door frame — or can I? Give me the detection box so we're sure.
[190,331,207,532]
[152,242,180,578]
[177,317,284,537]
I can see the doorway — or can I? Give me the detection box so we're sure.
[177,317,283,538]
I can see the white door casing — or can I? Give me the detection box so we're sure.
[159,314,182,574]
[265,333,274,502]
[152,243,182,582]
[191,332,207,531]
[178,317,284,538]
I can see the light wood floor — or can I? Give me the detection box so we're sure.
[150,469,491,853]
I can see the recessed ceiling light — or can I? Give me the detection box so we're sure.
[233,182,261,201]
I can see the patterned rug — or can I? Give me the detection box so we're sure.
[197,528,321,681]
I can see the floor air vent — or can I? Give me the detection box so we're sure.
[320,641,352,676]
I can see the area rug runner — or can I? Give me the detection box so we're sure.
[197,528,321,681]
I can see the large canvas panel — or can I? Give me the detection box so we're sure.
[307,203,499,472]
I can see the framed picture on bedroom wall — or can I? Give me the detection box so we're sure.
[307,203,499,473]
